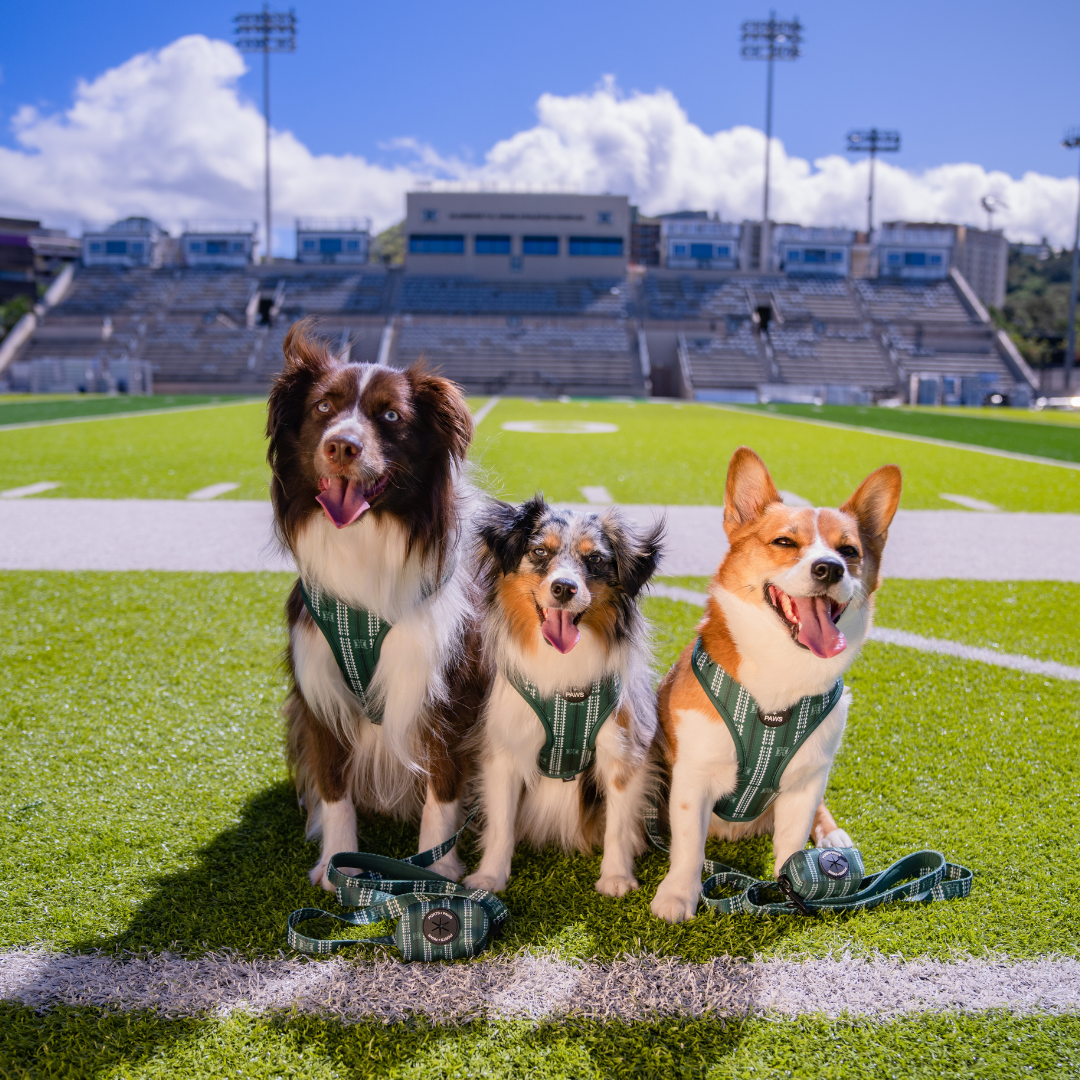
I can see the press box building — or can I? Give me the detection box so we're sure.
[660,213,740,270]
[181,224,256,268]
[296,218,370,264]
[404,192,629,279]
[82,218,166,267]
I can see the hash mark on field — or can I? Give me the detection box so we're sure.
[0,481,60,499]
[187,482,239,501]
[470,396,501,427]
[580,486,613,505]
[940,493,999,512]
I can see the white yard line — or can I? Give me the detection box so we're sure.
[187,482,240,501]
[940,493,999,512]
[580,485,614,505]
[1,949,1077,1021]
[470,395,501,427]
[0,398,265,434]
[647,583,1080,682]
[0,481,61,498]
[718,404,1080,472]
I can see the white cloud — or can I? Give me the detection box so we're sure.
[0,38,1076,250]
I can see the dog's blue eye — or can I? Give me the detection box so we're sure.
[533,547,548,558]
[317,401,330,414]
[382,410,399,422]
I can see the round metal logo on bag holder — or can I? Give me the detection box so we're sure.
[422,907,460,945]
[819,850,850,879]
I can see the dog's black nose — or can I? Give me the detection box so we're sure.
[550,578,578,601]
[811,559,845,585]
[324,434,363,463]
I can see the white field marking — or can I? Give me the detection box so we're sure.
[1,950,1079,1021]
[579,485,614,505]
[0,398,266,434]
[940,493,1000,512]
[501,420,619,435]
[470,396,501,427]
[646,583,1080,682]
[717,404,1080,472]
[0,481,60,499]
[187,482,240,501]
[779,490,812,507]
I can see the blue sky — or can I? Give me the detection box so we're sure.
[3,0,1079,180]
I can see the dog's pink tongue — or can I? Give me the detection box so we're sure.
[316,477,370,529]
[541,609,580,654]
[791,595,846,659]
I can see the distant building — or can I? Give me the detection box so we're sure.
[181,224,256,268]
[404,192,629,280]
[774,225,854,276]
[877,223,954,281]
[296,218,371,264]
[82,218,166,267]
[955,226,1007,309]
[629,207,661,267]
[661,214,740,270]
[0,217,39,301]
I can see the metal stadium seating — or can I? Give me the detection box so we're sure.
[682,325,764,389]
[401,277,629,317]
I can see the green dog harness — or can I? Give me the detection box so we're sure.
[301,581,392,724]
[508,671,621,780]
[691,637,844,822]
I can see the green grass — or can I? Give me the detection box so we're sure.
[927,406,1080,427]
[0,395,256,428]
[1,1005,1077,1079]
[2,572,1078,964]
[4,397,1080,510]
[738,403,1080,462]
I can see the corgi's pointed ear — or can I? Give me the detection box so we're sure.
[841,465,902,544]
[723,446,782,536]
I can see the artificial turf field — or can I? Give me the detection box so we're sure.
[2,397,1079,1078]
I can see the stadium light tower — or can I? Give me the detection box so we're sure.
[235,6,297,263]
[981,194,1006,233]
[846,128,900,236]
[1064,126,1080,391]
[741,11,802,265]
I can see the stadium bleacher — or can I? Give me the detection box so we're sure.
[400,277,628,317]
[682,325,764,390]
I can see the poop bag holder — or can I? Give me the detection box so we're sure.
[287,810,508,961]
[645,805,972,916]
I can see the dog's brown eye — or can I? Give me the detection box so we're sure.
[838,545,859,559]
[316,401,330,414]
[772,536,797,547]
[382,410,399,422]
[587,552,603,564]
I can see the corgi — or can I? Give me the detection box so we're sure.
[462,496,664,897]
[650,446,901,923]
[266,324,485,888]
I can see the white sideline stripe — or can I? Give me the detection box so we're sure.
[720,404,1080,472]
[646,584,1080,682]
[0,398,265,433]
[1,950,1078,1021]
[940,493,999,512]
[470,395,501,427]
[0,481,60,499]
[580,485,614,505]
[187,482,239,501]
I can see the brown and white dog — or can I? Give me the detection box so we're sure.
[650,447,901,923]
[462,496,664,897]
[266,325,485,888]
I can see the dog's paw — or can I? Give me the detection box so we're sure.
[650,881,701,923]
[309,861,335,892]
[429,850,465,882]
[817,828,853,850]
[595,873,639,898]
[462,870,508,894]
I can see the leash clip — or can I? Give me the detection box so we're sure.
[777,873,818,916]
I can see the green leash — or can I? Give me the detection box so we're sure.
[288,807,508,960]
[644,803,972,916]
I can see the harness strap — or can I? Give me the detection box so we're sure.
[507,670,621,780]
[299,557,457,726]
[644,803,972,916]
[287,805,509,960]
[691,638,844,822]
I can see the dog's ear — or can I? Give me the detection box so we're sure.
[266,320,334,449]
[841,465,902,547]
[601,511,665,599]
[480,494,548,575]
[406,365,474,466]
[723,446,782,537]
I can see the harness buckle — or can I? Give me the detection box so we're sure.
[777,873,818,916]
